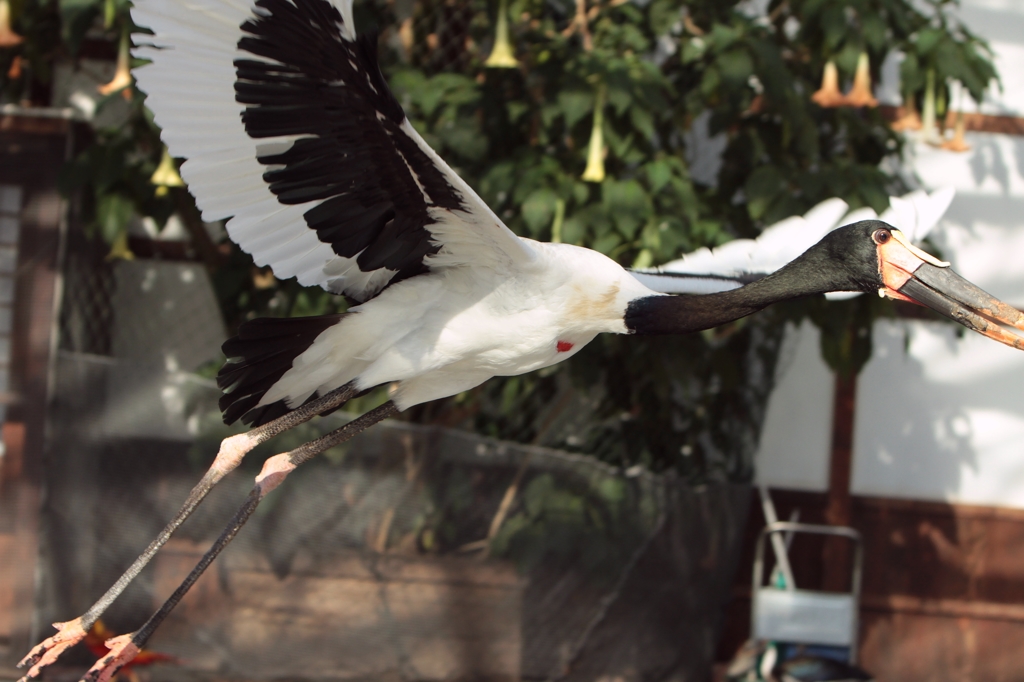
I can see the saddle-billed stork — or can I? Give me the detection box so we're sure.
[18,0,1024,679]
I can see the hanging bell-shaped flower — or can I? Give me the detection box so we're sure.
[105,230,135,261]
[811,61,844,108]
[484,0,518,68]
[0,0,24,47]
[103,0,117,29]
[891,91,922,132]
[98,28,133,98]
[843,52,877,107]
[581,84,606,183]
[919,69,942,144]
[150,147,184,197]
[940,111,971,153]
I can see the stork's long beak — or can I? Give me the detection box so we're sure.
[879,230,1024,350]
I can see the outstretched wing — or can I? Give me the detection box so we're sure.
[632,188,955,296]
[131,0,536,303]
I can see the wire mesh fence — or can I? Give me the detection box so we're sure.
[28,250,753,682]
[41,353,749,681]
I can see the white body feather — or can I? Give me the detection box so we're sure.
[267,242,653,409]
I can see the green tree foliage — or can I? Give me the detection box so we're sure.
[0,0,997,480]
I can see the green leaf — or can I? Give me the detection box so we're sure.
[632,247,653,269]
[708,22,739,49]
[629,106,655,141]
[915,28,944,56]
[717,48,753,88]
[523,474,555,517]
[745,166,787,221]
[644,159,671,193]
[862,14,888,52]
[606,85,632,116]
[558,89,593,130]
[59,0,102,55]
[602,179,649,235]
[521,188,559,236]
[592,231,621,255]
[507,101,529,124]
[438,119,487,161]
[96,192,134,244]
[647,0,679,36]
[561,213,587,245]
[681,37,706,64]
[821,3,847,51]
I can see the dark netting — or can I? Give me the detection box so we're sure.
[40,276,749,680]
[58,225,115,357]
[44,416,750,680]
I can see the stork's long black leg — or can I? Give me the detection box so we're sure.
[77,400,400,682]
[17,382,360,682]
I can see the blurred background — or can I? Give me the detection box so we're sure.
[1,0,1024,680]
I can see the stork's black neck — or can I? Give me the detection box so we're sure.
[625,222,884,335]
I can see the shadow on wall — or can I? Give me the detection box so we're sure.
[933,191,1024,302]
[853,318,1024,508]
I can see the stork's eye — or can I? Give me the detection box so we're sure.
[872,229,891,245]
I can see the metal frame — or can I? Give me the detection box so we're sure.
[752,521,864,663]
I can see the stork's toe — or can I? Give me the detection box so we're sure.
[17,618,88,681]
[80,633,141,682]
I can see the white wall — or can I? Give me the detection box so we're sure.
[755,322,833,491]
[852,318,1024,506]
[756,131,1024,507]
[852,132,1024,506]
[954,0,1024,118]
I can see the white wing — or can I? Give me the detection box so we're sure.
[633,188,955,297]
[131,0,536,303]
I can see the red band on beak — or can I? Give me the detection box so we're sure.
[878,238,926,291]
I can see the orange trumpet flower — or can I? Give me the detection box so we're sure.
[99,29,133,99]
[844,52,878,107]
[0,0,24,47]
[940,111,971,152]
[811,61,845,108]
[891,93,923,132]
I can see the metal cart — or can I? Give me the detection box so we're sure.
[751,521,864,663]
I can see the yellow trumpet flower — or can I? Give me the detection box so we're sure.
[843,52,877,108]
[919,69,942,144]
[150,148,184,197]
[105,231,135,261]
[581,84,606,183]
[484,0,518,68]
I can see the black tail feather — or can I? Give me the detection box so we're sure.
[218,314,346,427]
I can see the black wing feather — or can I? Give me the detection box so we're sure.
[234,0,466,295]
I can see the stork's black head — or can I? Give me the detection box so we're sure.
[628,219,1024,351]
[786,219,935,295]
[770,218,1024,349]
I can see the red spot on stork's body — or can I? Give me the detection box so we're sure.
[557,341,574,353]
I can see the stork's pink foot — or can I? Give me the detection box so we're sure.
[17,617,88,681]
[80,633,140,682]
